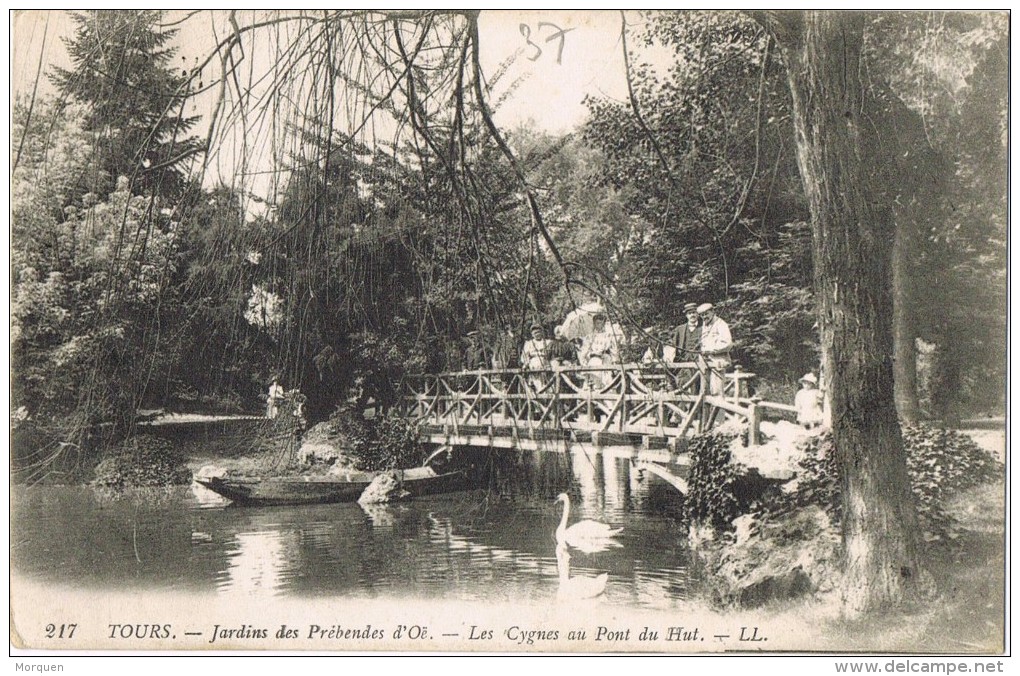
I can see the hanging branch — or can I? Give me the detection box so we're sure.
[619,10,679,186]
[466,13,567,278]
[11,12,50,178]
[718,33,770,238]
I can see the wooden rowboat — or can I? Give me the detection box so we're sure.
[195,465,472,507]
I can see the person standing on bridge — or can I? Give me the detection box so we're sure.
[521,322,551,396]
[579,312,619,391]
[579,312,619,366]
[521,322,551,371]
[673,302,702,361]
[548,325,578,367]
[463,330,489,370]
[697,303,732,395]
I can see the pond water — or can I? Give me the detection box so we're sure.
[11,448,695,610]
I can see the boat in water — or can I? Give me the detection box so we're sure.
[195,465,472,507]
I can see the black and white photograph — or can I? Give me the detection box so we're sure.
[8,9,1009,662]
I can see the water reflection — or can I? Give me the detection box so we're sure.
[12,448,694,609]
[359,503,398,529]
[191,480,230,507]
[603,452,628,511]
[629,459,650,505]
[219,528,301,596]
[555,544,608,601]
[569,448,602,511]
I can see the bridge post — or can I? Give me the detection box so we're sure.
[698,370,709,433]
[618,365,626,433]
[553,369,561,428]
[585,381,593,426]
[657,387,666,430]
[747,402,762,446]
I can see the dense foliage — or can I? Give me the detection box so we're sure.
[328,404,426,472]
[578,13,817,380]
[685,432,744,529]
[91,434,191,488]
[762,425,1003,543]
[12,137,180,444]
[49,10,203,199]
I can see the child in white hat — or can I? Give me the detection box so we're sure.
[795,373,824,429]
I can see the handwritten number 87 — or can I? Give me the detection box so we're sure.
[520,23,575,64]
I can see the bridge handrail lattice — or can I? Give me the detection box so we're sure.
[401,361,762,442]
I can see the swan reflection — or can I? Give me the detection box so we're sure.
[555,544,607,600]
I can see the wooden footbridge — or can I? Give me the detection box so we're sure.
[401,361,795,466]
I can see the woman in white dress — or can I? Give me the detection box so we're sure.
[579,313,619,389]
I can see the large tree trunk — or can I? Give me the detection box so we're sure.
[892,220,920,423]
[762,11,923,615]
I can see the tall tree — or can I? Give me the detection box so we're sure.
[757,10,922,614]
[50,10,203,199]
[13,136,181,456]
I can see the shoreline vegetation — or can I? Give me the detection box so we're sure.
[685,425,1003,651]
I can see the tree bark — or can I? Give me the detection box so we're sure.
[929,341,963,427]
[761,10,923,615]
[892,219,920,423]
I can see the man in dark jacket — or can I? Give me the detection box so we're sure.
[547,325,578,367]
[673,302,702,360]
[463,330,489,369]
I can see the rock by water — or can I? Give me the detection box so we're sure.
[704,506,841,608]
[298,422,355,467]
[358,472,410,505]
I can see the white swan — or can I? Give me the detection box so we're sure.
[555,493,622,553]
[555,544,608,600]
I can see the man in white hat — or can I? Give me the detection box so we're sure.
[521,322,551,393]
[697,303,732,394]
[795,372,824,429]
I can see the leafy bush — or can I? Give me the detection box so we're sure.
[329,404,425,472]
[767,432,841,524]
[902,424,1002,493]
[761,424,1003,542]
[91,434,191,489]
[903,424,1003,540]
[685,432,744,529]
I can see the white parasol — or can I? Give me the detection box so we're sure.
[559,302,604,340]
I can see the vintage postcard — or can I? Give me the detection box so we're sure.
[9,9,1008,660]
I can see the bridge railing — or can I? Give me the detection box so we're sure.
[402,361,761,443]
